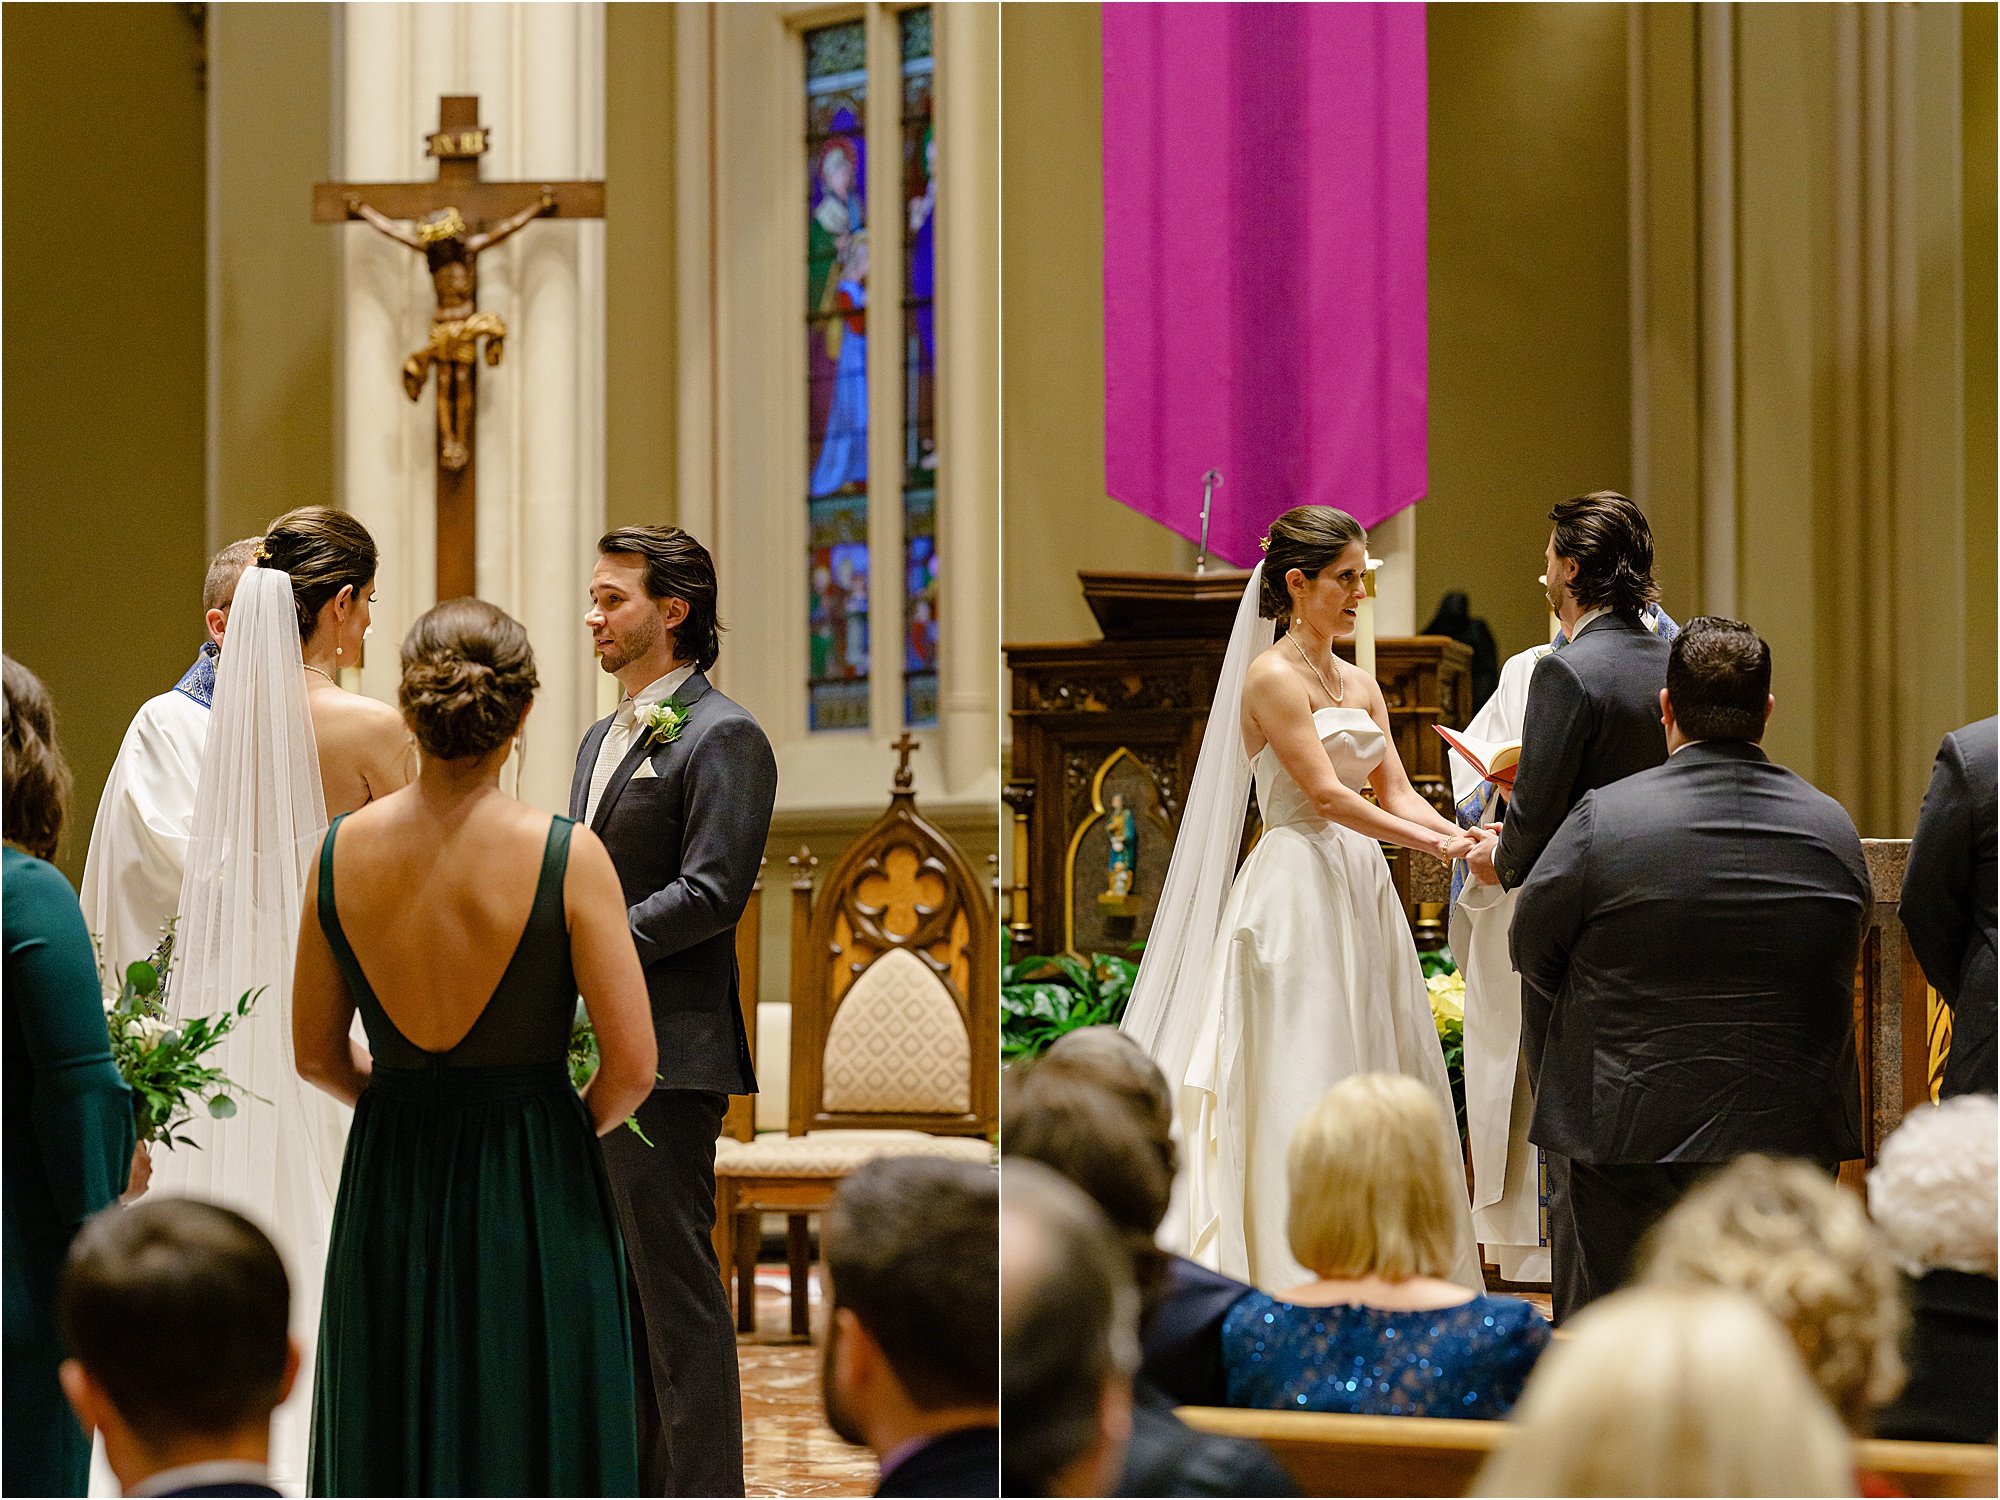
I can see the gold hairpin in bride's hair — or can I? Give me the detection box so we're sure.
[253,542,273,565]
[1258,534,1271,554]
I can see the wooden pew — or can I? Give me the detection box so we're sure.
[1176,1406,1999,1498]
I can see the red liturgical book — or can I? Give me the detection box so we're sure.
[1435,725,1522,789]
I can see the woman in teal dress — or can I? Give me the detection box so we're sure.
[3,656,138,1496]
[292,600,656,1497]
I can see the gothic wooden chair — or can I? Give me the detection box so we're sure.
[713,736,996,1337]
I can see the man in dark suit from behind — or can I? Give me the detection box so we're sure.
[1463,489,1672,1319]
[1003,1053,1299,1498]
[57,1200,294,1498]
[574,526,778,1496]
[821,1157,999,1498]
[1901,716,1998,1098]
[1512,618,1869,1317]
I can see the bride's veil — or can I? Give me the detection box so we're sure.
[1119,562,1274,1120]
[158,564,345,1252]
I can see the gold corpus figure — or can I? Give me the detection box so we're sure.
[346,189,555,471]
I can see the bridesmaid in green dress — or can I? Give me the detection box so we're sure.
[3,656,139,1496]
[292,601,656,1497]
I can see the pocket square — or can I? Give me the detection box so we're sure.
[629,757,660,780]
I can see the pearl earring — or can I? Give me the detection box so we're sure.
[336,646,343,658]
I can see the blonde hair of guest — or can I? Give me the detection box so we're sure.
[1642,1154,1905,1432]
[1475,1286,1857,1498]
[1287,1073,1465,1280]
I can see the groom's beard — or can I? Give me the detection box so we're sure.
[820,1314,869,1447]
[598,610,663,675]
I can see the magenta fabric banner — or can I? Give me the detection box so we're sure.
[1102,3,1428,566]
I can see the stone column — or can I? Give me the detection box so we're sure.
[937,1,1001,798]
[339,2,605,814]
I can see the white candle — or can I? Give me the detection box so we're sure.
[1358,556,1382,679]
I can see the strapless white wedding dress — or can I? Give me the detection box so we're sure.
[1178,706,1482,1292]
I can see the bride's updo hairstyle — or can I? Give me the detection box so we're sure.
[1258,506,1366,629]
[255,507,379,645]
[399,598,539,761]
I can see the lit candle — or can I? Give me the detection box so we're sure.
[1357,556,1382,679]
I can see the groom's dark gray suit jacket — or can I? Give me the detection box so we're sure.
[570,670,776,1095]
[1493,611,1670,891]
[1511,738,1869,1167]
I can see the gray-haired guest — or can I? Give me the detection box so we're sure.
[1868,1095,1998,1444]
[574,526,778,1498]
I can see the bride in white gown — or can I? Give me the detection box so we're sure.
[1123,506,1484,1292]
[136,508,410,1496]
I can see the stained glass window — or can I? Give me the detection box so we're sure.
[807,19,870,731]
[900,7,939,728]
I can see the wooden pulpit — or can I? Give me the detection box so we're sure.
[1004,571,1472,959]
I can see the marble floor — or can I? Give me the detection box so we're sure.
[740,1265,880,1498]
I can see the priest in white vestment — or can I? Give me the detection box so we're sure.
[1447,642,1554,1283]
[81,538,261,979]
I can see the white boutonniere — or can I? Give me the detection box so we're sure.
[638,698,688,749]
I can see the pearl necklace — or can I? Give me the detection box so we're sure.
[304,664,338,685]
[1287,625,1344,705]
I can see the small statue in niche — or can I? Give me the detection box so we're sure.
[1104,793,1136,900]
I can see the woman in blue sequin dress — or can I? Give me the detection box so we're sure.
[1221,1075,1550,1418]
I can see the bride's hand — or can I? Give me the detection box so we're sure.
[1437,832,1478,861]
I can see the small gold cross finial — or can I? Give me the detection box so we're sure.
[891,732,920,791]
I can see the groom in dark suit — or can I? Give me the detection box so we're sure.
[1464,491,1670,1319]
[575,526,777,1497]
[1511,619,1868,1313]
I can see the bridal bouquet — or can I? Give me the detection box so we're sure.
[99,928,263,1149]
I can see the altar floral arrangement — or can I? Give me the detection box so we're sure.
[1001,933,1140,1063]
[1423,950,1469,1152]
[98,929,262,1149]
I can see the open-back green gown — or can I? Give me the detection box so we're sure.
[308,814,638,1497]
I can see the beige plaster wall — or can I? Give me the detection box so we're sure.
[1000,1,1193,652]
[210,5,335,548]
[1419,4,1635,662]
[3,6,208,882]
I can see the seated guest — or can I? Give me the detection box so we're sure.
[822,1156,999,1498]
[1866,1096,1998,1443]
[1003,1160,1140,1498]
[1513,618,1869,1315]
[1475,1286,1856,1497]
[1644,1154,1905,1437]
[1222,1075,1549,1418]
[1900,717,1997,1097]
[57,1200,294,1498]
[1031,1027,1256,1407]
[1006,1059,1298,1497]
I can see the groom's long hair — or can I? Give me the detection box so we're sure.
[598,526,723,672]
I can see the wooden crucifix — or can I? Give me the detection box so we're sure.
[314,96,605,601]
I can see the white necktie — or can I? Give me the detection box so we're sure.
[585,698,640,826]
